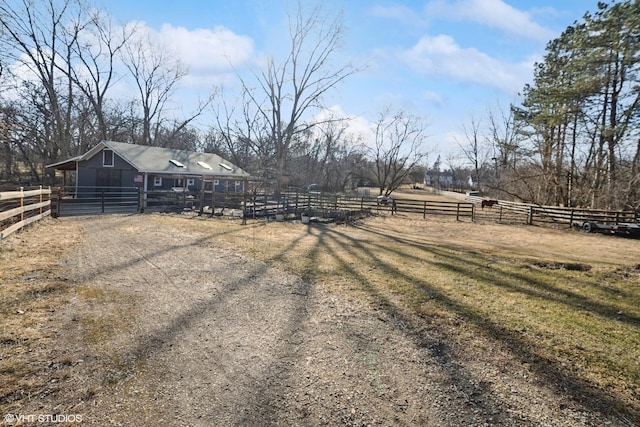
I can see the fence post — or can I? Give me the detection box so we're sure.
[252,195,256,219]
[56,188,62,217]
[456,203,460,221]
[39,185,43,215]
[46,186,51,215]
[242,182,247,225]
[423,201,427,219]
[527,206,533,225]
[499,205,503,223]
[19,187,24,222]
[267,192,271,221]
[198,183,205,216]
[211,184,216,217]
[138,187,145,213]
[101,189,105,213]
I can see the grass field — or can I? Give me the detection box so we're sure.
[1,206,639,420]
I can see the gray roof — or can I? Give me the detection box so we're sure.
[47,141,250,178]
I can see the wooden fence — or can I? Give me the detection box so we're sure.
[0,187,52,239]
[530,205,639,226]
[47,184,639,229]
[49,187,475,222]
[466,195,639,227]
[241,191,475,222]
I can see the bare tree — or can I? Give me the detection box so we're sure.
[0,0,88,165]
[0,0,111,184]
[369,107,429,196]
[457,115,486,192]
[236,3,358,193]
[211,91,277,182]
[290,116,364,191]
[66,9,132,143]
[122,32,188,146]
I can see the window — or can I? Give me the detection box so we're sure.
[154,177,162,187]
[197,161,212,170]
[103,149,114,167]
[169,159,185,167]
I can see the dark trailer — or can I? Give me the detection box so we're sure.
[575,220,640,237]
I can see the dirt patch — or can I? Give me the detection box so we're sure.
[1,214,638,426]
[531,261,592,271]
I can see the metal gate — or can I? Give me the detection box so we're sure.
[52,187,140,217]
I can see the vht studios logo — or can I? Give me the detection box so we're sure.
[4,413,83,423]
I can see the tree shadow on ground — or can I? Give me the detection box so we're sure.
[64,215,638,425]
[69,216,319,425]
[305,222,639,424]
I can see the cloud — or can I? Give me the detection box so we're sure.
[422,90,445,106]
[425,0,556,42]
[312,105,375,144]
[158,24,254,72]
[400,34,533,94]
[368,4,428,27]
[129,21,254,73]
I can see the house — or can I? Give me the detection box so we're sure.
[46,141,250,197]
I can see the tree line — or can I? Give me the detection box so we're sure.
[4,0,636,210]
[0,0,427,196]
[461,0,640,210]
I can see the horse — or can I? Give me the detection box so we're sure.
[481,199,499,209]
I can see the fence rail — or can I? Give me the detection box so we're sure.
[0,187,51,239]
[51,187,476,222]
[241,191,475,222]
[48,185,639,230]
[466,195,639,227]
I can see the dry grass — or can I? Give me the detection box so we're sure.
[1,210,639,420]
[0,217,83,411]
[73,285,134,345]
[0,217,139,414]
[157,212,640,416]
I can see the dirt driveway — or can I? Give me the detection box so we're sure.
[2,214,634,426]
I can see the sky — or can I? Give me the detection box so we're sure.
[97,0,599,164]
